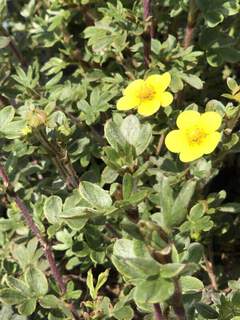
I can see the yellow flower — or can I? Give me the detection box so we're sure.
[165,110,222,162]
[117,73,173,116]
[21,126,32,136]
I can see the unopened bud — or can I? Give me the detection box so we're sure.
[27,109,47,128]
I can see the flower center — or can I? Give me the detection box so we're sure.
[138,84,155,101]
[187,127,207,145]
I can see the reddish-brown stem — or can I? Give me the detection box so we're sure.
[143,0,153,68]
[177,0,199,106]
[183,25,194,49]
[0,164,81,320]
[0,165,66,293]
[143,0,150,20]
[182,0,199,49]
[153,303,167,320]
[172,279,186,320]
[203,250,218,290]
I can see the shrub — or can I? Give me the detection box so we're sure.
[0,0,240,319]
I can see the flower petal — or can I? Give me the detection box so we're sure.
[117,95,139,110]
[203,132,221,154]
[137,99,161,116]
[160,91,173,107]
[123,79,144,96]
[177,110,200,130]
[179,145,204,162]
[146,72,171,92]
[165,130,186,153]
[199,112,222,133]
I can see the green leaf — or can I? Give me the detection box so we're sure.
[39,295,62,309]
[120,115,140,146]
[0,106,15,130]
[86,269,95,300]
[65,217,88,230]
[205,99,225,116]
[25,266,48,297]
[18,299,37,316]
[170,180,196,227]
[45,72,63,89]
[122,173,134,199]
[112,305,134,320]
[135,123,152,155]
[101,166,119,185]
[196,0,239,27]
[134,276,174,304]
[79,181,112,209]
[195,302,219,319]
[218,202,240,213]
[112,239,160,280]
[219,47,240,63]
[60,207,92,218]
[160,263,186,278]
[180,74,203,90]
[86,268,109,300]
[227,77,239,93]
[105,119,126,151]
[0,289,26,305]
[120,220,143,240]
[1,120,27,139]
[182,243,204,264]
[0,36,10,49]
[84,224,105,251]
[170,69,184,92]
[180,276,204,293]
[180,203,213,236]
[95,269,109,296]
[6,276,31,297]
[44,196,62,224]
[159,178,174,227]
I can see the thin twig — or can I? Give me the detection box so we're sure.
[35,128,79,190]
[155,133,165,156]
[177,0,199,106]
[153,303,166,320]
[143,0,153,68]
[0,164,66,292]
[0,164,81,320]
[203,252,218,290]
[182,0,199,49]
[142,226,186,319]
[172,279,186,320]
[0,27,28,68]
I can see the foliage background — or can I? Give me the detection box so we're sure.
[0,0,240,319]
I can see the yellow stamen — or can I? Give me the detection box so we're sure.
[138,84,155,101]
[187,128,207,145]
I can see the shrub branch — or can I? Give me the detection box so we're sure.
[139,221,186,319]
[0,26,28,68]
[172,279,186,320]
[143,0,153,68]
[0,164,81,320]
[183,0,199,49]
[34,128,79,190]
[153,303,167,320]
